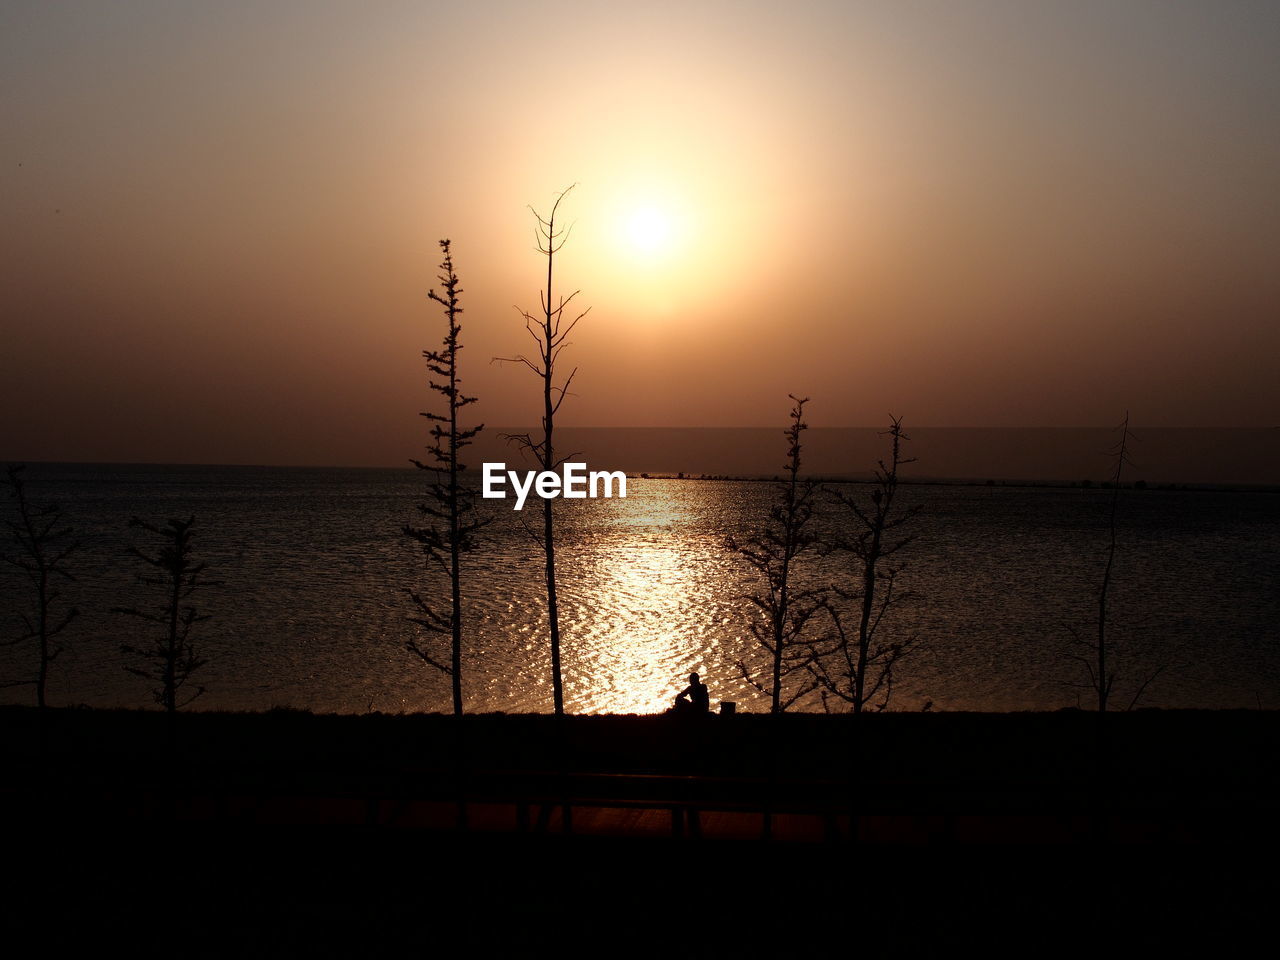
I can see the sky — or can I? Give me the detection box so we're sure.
[3,0,1278,466]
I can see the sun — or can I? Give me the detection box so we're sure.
[625,206,671,255]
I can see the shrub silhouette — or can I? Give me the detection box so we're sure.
[2,465,79,709]
[727,395,825,712]
[114,516,211,713]
[810,417,920,713]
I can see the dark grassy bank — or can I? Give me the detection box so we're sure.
[5,704,1278,778]
[3,707,1276,954]
[5,705,1278,780]
[4,706,1278,829]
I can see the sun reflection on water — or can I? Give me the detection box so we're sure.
[561,482,742,714]
[7,467,1275,714]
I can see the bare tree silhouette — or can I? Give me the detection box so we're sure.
[2,465,79,708]
[404,238,488,716]
[113,517,211,713]
[727,395,825,713]
[496,185,590,716]
[1067,412,1162,711]
[810,417,920,713]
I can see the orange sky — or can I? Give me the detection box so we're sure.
[3,1,1278,466]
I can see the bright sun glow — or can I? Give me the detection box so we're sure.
[625,207,671,254]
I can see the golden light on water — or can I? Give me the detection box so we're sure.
[582,543,692,714]
[569,484,729,714]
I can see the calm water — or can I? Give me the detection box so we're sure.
[2,463,1277,713]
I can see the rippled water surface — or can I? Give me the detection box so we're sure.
[2,464,1277,713]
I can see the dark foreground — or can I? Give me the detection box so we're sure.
[3,707,1276,955]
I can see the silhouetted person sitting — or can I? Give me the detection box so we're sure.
[673,672,710,715]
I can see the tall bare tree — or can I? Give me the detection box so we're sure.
[727,395,825,713]
[811,417,920,713]
[2,465,79,709]
[114,516,211,713]
[404,238,487,716]
[497,186,590,716]
[1067,412,1160,712]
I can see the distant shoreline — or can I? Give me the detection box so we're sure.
[6,459,1278,494]
[8,425,1279,485]
[620,473,1280,494]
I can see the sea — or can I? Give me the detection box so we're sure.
[1,462,1277,714]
